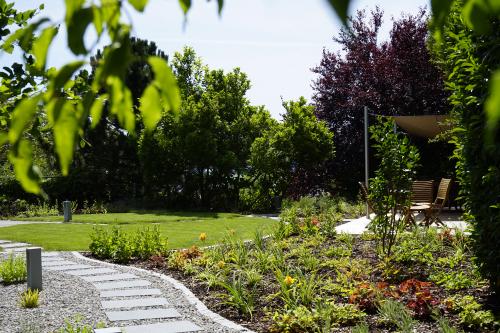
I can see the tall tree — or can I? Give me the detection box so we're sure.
[49,37,169,203]
[244,97,334,210]
[312,8,449,195]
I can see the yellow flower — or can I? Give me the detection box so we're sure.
[199,232,207,242]
[284,275,295,286]
[217,260,225,269]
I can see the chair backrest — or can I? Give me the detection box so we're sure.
[434,178,452,208]
[411,180,434,204]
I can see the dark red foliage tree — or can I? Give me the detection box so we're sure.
[312,7,449,196]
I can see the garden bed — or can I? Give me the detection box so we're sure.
[129,226,498,332]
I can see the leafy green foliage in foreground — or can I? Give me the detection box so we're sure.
[0,253,27,284]
[431,1,500,293]
[0,213,275,251]
[152,205,497,332]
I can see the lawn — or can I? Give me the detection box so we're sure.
[0,212,276,251]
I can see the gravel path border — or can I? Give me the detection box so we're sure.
[71,252,255,333]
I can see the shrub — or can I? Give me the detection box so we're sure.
[89,225,168,262]
[0,254,27,284]
[20,289,39,308]
[368,118,419,257]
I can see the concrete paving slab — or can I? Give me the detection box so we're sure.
[335,217,371,235]
[43,260,79,267]
[82,273,137,282]
[42,257,66,262]
[100,288,162,298]
[105,308,180,321]
[101,297,169,309]
[95,321,202,333]
[66,268,118,276]
[0,242,30,248]
[45,264,93,271]
[94,280,151,290]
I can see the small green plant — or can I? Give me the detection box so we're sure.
[54,315,106,333]
[445,295,495,329]
[0,253,27,284]
[218,275,255,318]
[377,298,416,333]
[351,322,369,333]
[20,289,39,308]
[433,314,460,333]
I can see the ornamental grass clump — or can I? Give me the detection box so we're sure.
[368,118,420,257]
[0,253,27,284]
[20,289,39,308]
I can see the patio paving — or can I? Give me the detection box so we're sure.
[336,211,467,235]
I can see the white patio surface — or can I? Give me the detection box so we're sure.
[335,211,467,235]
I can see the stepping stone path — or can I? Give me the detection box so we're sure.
[0,240,213,333]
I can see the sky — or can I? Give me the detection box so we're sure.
[4,0,429,119]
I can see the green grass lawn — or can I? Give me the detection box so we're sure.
[0,211,276,251]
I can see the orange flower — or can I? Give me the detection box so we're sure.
[284,275,295,286]
[199,232,207,242]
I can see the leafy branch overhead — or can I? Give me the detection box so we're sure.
[0,0,220,194]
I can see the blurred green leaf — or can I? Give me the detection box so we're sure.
[325,0,350,25]
[139,85,162,131]
[430,0,454,42]
[178,0,191,14]
[8,140,42,194]
[67,7,93,55]
[92,31,132,90]
[47,99,82,175]
[486,70,500,134]
[32,26,57,71]
[8,95,41,144]
[128,0,148,12]
[90,94,107,128]
[92,5,103,36]
[463,0,492,34]
[107,76,135,134]
[148,56,181,112]
[50,60,85,95]
[217,0,224,14]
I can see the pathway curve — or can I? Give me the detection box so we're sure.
[0,240,253,333]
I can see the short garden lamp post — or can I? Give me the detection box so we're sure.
[26,247,42,291]
[63,200,72,222]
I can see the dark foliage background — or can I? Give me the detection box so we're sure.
[311,8,451,197]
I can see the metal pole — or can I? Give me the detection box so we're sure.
[364,106,369,218]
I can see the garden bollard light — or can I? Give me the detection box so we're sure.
[63,200,72,222]
[26,247,42,291]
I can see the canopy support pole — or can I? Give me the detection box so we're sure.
[364,106,369,219]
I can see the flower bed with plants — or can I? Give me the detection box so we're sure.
[87,197,499,332]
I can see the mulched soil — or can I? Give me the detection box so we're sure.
[91,233,500,332]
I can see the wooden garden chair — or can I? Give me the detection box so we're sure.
[405,180,434,226]
[424,178,452,227]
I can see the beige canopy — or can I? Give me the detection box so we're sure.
[392,115,451,138]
